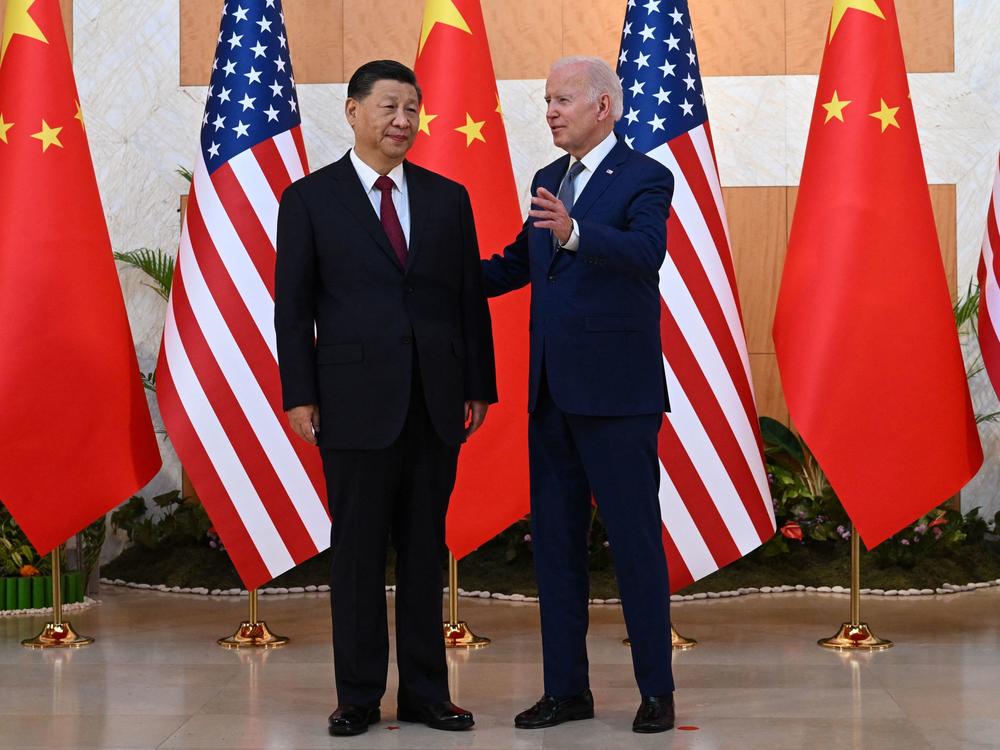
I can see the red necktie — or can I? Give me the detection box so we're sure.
[374,175,407,267]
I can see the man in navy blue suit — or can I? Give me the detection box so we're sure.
[482,56,676,734]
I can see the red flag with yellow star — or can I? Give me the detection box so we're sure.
[773,0,982,547]
[0,0,161,554]
[408,0,528,558]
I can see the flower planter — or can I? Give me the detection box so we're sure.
[0,573,86,611]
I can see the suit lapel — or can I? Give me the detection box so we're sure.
[536,155,571,261]
[402,161,426,274]
[570,140,630,220]
[327,152,404,273]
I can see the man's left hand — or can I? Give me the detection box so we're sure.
[529,187,573,245]
[465,400,489,438]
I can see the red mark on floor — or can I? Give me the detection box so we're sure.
[386,725,400,730]
[678,725,700,731]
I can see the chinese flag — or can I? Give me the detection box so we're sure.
[0,0,161,553]
[773,0,982,547]
[408,0,528,558]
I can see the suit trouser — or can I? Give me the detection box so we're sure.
[529,374,674,698]
[321,366,458,708]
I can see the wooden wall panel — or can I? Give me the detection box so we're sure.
[341,0,421,81]
[482,0,561,81]
[725,186,788,355]
[0,0,73,50]
[561,0,623,72]
[690,0,786,76]
[785,0,954,74]
[180,0,344,86]
[750,353,788,422]
[177,0,954,83]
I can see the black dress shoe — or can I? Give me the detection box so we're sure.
[514,689,595,729]
[632,695,675,733]
[397,700,474,731]
[327,704,380,736]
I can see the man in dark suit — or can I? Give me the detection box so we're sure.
[275,60,496,737]
[482,56,676,734]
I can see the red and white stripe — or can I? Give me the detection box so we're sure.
[978,154,1000,402]
[648,123,776,590]
[157,127,330,591]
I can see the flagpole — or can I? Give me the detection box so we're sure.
[22,546,93,648]
[818,524,892,650]
[218,589,289,648]
[443,553,490,649]
[624,625,697,651]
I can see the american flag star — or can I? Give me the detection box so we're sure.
[159,0,328,590]
[614,0,775,592]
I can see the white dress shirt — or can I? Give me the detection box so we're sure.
[559,130,619,252]
[349,149,411,245]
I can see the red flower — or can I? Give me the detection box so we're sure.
[780,521,803,540]
[928,515,948,528]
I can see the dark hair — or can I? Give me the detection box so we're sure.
[347,60,422,102]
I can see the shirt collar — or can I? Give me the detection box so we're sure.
[574,131,618,175]
[349,149,407,194]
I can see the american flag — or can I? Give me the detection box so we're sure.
[978,154,1000,400]
[157,0,329,591]
[615,0,776,590]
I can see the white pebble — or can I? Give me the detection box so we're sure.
[478,592,491,599]
[288,587,305,594]
[817,586,832,593]
[870,589,885,595]
[510,594,526,601]
[228,588,241,595]
[884,590,898,596]
[760,586,772,594]
[860,588,871,595]
[606,598,620,604]
[683,595,695,601]
[318,585,330,592]
[305,585,318,592]
[936,587,951,595]
[211,589,222,596]
[899,590,911,597]
[707,592,720,599]
[525,596,539,602]
[795,585,805,591]
[693,593,707,600]
[831,586,845,593]
[805,586,817,592]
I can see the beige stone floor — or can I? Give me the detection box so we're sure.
[1,585,999,749]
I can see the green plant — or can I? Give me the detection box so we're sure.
[113,247,174,301]
[77,515,107,587]
[0,515,37,576]
[111,491,212,551]
[759,417,848,555]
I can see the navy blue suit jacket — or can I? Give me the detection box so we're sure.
[482,138,673,416]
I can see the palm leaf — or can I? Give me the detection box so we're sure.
[113,248,174,300]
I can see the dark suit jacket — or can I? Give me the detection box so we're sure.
[275,152,497,449]
[481,138,673,416]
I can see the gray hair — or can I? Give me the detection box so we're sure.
[550,56,624,120]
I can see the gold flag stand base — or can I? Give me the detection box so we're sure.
[22,621,94,649]
[818,622,893,651]
[218,590,289,648]
[624,626,698,650]
[22,548,93,649]
[443,620,491,649]
[443,554,490,649]
[818,525,893,652]
[218,620,289,649]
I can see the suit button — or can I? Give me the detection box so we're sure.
[548,274,555,282]
[405,286,415,293]
[401,336,411,344]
